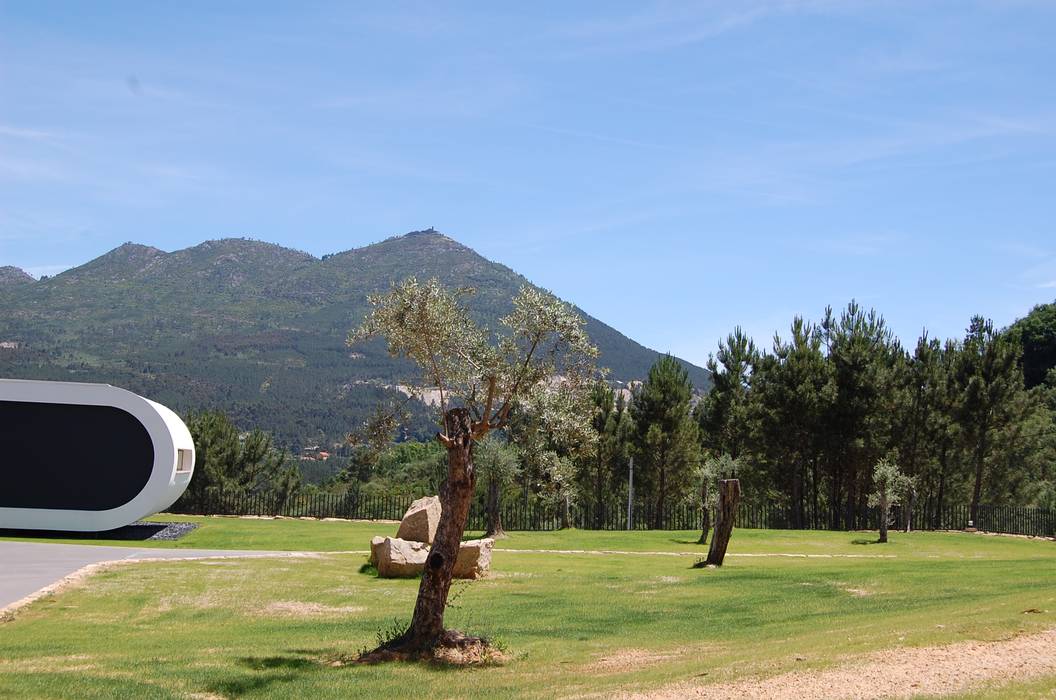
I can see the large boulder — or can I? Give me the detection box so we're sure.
[368,535,386,566]
[374,537,429,578]
[453,538,494,579]
[397,495,442,544]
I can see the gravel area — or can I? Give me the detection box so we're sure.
[137,521,198,540]
[615,628,1056,699]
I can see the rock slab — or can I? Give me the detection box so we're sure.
[374,537,429,578]
[453,538,494,579]
[368,535,386,566]
[397,495,442,544]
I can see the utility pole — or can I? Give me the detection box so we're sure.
[626,455,634,530]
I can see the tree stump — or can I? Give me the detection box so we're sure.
[703,479,741,567]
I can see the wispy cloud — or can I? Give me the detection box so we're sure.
[808,232,904,257]
[510,122,680,152]
[550,5,769,53]
[1019,257,1056,291]
[546,1,864,56]
[0,124,61,142]
[315,73,525,119]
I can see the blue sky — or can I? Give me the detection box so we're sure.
[1,1,1054,368]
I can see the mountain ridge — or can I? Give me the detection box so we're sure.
[0,266,35,286]
[0,230,710,450]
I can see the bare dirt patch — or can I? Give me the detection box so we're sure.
[0,653,97,674]
[258,601,364,617]
[588,648,683,674]
[617,628,1056,699]
[844,587,874,597]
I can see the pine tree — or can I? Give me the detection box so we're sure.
[631,355,701,528]
[175,411,296,512]
[748,318,831,528]
[820,302,902,529]
[955,317,1025,523]
[580,381,634,526]
[697,328,757,459]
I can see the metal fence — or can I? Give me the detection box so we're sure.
[169,493,1056,537]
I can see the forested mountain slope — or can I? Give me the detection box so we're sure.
[0,229,709,450]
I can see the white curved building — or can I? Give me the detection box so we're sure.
[0,379,195,532]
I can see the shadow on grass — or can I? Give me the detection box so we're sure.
[851,538,884,545]
[671,538,707,546]
[0,521,197,541]
[238,656,318,671]
[205,654,327,697]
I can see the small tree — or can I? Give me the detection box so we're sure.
[349,277,597,658]
[509,378,596,529]
[868,458,913,543]
[697,454,738,544]
[474,434,519,539]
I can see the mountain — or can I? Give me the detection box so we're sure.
[0,266,34,287]
[0,230,710,453]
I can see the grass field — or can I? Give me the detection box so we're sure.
[1,518,1055,699]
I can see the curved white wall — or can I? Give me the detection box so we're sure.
[0,379,195,531]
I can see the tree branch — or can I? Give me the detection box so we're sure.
[472,375,498,439]
[490,332,543,425]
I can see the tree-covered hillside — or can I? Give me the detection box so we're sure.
[0,230,710,454]
[0,266,34,287]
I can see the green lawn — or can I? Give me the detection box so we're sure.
[1,519,1054,699]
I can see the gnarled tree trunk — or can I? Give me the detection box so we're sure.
[703,479,741,566]
[383,408,477,653]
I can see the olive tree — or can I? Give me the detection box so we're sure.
[697,453,738,545]
[867,458,913,543]
[349,277,596,658]
[474,434,520,539]
[510,376,597,529]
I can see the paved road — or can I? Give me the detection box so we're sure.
[0,540,295,612]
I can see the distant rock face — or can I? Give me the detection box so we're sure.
[397,495,442,544]
[454,538,494,580]
[374,537,429,578]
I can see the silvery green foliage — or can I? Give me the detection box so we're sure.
[349,277,598,445]
[474,434,521,486]
[698,453,739,509]
[514,376,598,506]
[867,457,914,509]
